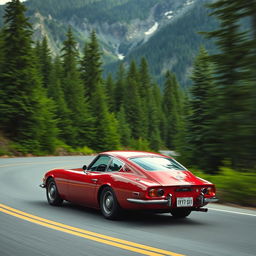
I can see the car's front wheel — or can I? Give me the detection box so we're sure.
[170,208,191,218]
[100,187,121,220]
[46,178,63,206]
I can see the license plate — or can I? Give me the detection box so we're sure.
[177,197,193,207]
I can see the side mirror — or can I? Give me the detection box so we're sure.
[82,165,87,170]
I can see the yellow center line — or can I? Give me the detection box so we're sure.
[0,204,185,256]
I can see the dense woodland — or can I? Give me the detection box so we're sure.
[0,0,256,177]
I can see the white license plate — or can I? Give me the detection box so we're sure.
[177,197,193,207]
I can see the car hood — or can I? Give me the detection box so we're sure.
[146,170,211,186]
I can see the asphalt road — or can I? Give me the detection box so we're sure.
[0,156,255,256]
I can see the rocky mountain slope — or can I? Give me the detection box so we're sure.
[0,0,215,85]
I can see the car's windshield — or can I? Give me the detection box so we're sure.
[129,156,187,171]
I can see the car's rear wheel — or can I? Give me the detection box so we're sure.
[170,208,191,218]
[46,178,63,206]
[100,187,121,220]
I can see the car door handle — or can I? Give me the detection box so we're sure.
[91,179,98,183]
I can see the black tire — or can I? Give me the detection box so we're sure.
[100,187,121,220]
[170,208,191,218]
[46,178,63,206]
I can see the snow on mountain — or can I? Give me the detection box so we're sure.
[185,0,194,6]
[117,53,125,60]
[145,22,159,36]
[164,11,174,20]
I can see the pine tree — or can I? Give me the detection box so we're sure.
[105,74,115,113]
[187,47,221,172]
[138,57,151,139]
[124,60,144,139]
[234,0,256,168]
[114,63,126,112]
[0,30,4,116]
[81,30,102,100]
[0,0,58,154]
[116,105,131,147]
[90,83,120,151]
[152,83,166,146]
[61,27,94,147]
[138,57,151,98]
[162,71,182,150]
[37,37,52,88]
[0,30,4,74]
[80,30,120,150]
[138,57,163,150]
[47,57,73,144]
[147,89,162,151]
[203,0,255,169]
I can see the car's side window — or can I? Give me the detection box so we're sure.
[88,156,111,172]
[107,158,124,172]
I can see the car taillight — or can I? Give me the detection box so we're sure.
[148,188,165,197]
[201,186,215,196]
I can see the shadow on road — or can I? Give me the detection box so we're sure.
[28,200,206,227]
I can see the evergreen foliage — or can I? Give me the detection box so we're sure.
[81,30,102,100]
[113,63,126,112]
[116,105,131,147]
[0,0,58,154]
[0,0,254,180]
[162,71,183,150]
[123,60,144,139]
[186,47,221,172]
[81,30,121,151]
[37,37,52,88]
[124,0,218,87]
[61,27,94,147]
[26,0,165,24]
[0,30,3,73]
[202,0,256,170]
[105,74,115,113]
[47,57,73,144]
[0,0,187,155]
[90,83,120,151]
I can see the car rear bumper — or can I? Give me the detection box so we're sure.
[127,198,169,204]
[127,196,218,206]
[204,197,218,203]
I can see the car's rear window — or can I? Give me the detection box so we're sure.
[129,157,187,171]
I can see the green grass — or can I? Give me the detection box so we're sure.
[191,167,256,207]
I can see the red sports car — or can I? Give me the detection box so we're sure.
[40,151,218,219]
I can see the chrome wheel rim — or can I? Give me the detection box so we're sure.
[103,191,114,215]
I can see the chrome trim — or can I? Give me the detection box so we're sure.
[204,197,218,203]
[39,184,46,188]
[167,193,172,207]
[127,198,168,204]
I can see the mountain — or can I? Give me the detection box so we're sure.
[122,0,217,87]
[0,0,216,86]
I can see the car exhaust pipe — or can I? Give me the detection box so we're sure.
[194,208,208,212]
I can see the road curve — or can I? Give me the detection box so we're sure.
[0,156,255,256]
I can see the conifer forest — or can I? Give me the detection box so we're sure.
[0,0,256,193]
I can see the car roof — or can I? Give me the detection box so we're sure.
[101,151,167,159]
